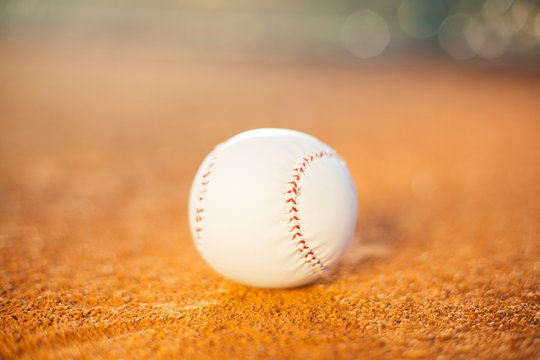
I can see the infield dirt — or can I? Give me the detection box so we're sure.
[0,43,539,359]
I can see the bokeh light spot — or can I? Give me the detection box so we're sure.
[484,0,515,14]
[341,10,390,59]
[465,18,486,53]
[534,12,540,41]
[438,14,477,60]
[398,0,448,39]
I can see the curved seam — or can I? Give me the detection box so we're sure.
[195,149,336,276]
[286,150,336,275]
[193,152,217,254]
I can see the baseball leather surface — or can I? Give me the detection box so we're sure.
[189,128,357,288]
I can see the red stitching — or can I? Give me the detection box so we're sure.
[286,150,336,274]
[195,149,337,276]
[288,216,299,223]
[194,153,217,249]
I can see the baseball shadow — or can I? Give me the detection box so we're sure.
[321,206,407,283]
[222,206,408,291]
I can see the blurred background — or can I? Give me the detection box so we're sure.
[1,2,539,358]
[1,0,540,64]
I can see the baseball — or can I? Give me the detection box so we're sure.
[188,128,357,288]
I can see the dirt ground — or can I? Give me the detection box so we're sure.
[0,42,539,359]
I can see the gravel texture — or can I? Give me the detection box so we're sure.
[0,43,539,359]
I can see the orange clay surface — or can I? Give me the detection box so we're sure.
[0,43,539,359]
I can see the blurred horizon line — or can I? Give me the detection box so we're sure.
[1,0,539,66]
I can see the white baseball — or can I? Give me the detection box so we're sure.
[188,128,357,288]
